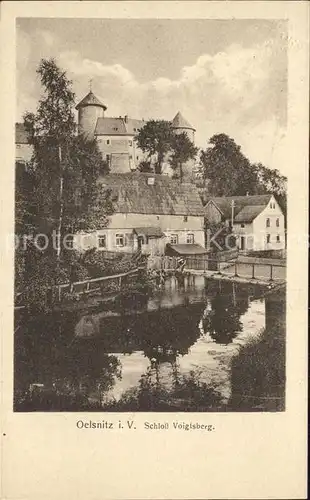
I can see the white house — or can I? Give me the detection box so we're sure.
[73,172,206,257]
[204,194,285,252]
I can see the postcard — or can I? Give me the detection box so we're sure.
[1,1,308,499]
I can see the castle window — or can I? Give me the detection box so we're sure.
[115,234,125,247]
[183,216,188,222]
[98,235,106,249]
[106,139,110,145]
[186,233,194,244]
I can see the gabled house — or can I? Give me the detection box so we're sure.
[73,173,206,256]
[204,194,285,252]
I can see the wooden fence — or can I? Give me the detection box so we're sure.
[147,255,181,271]
[185,257,286,282]
[54,265,146,302]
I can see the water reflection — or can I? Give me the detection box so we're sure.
[14,277,267,411]
[201,283,250,344]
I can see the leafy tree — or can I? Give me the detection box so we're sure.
[253,162,287,214]
[135,120,174,174]
[200,134,287,215]
[169,132,198,181]
[18,58,113,309]
[23,58,112,244]
[200,133,258,196]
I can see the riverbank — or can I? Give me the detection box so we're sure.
[229,311,285,411]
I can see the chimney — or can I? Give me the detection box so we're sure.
[124,115,128,124]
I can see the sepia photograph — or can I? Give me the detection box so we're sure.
[14,16,289,413]
[1,2,308,499]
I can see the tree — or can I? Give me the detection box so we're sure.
[18,58,113,309]
[253,162,287,214]
[200,133,258,196]
[169,132,198,181]
[23,58,112,248]
[135,120,174,174]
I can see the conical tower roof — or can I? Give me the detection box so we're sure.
[172,111,195,131]
[75,91,107,110]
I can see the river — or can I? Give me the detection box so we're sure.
[14,276,279,412]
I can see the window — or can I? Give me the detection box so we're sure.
[266,234,271,244]
[276,235,281,243]
[241,223,245,228]
[276,218,279,227]
[66,236,74,249]
[186,233,194,244]
[136,156,139,160]
[106,154,110,162]
[266,218,270,228]
[170,234,178,245]
[98,235,106,248]
[183,216,188,222]
[115,234,125,247]
[106,139,110,145]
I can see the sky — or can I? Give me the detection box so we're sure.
[16,18,288,176]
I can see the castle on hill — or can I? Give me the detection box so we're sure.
[16,89,197,181]
[75,90,196,179]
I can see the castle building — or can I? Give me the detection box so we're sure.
[15,89,197,181]
[75,90,196,177]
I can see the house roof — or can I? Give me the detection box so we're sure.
[234,205,266,223]
[134,227,164,238]
[95,117,144,136]
[75,91,107,110]
[167,243,207,255]
[99,173,204,216]
[205,195,272,220]
[172,112,195,131]
[15,123,30,144]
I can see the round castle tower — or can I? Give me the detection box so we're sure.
[75,91,107,139]
[171,111,196,143]
[171,112,196,183]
